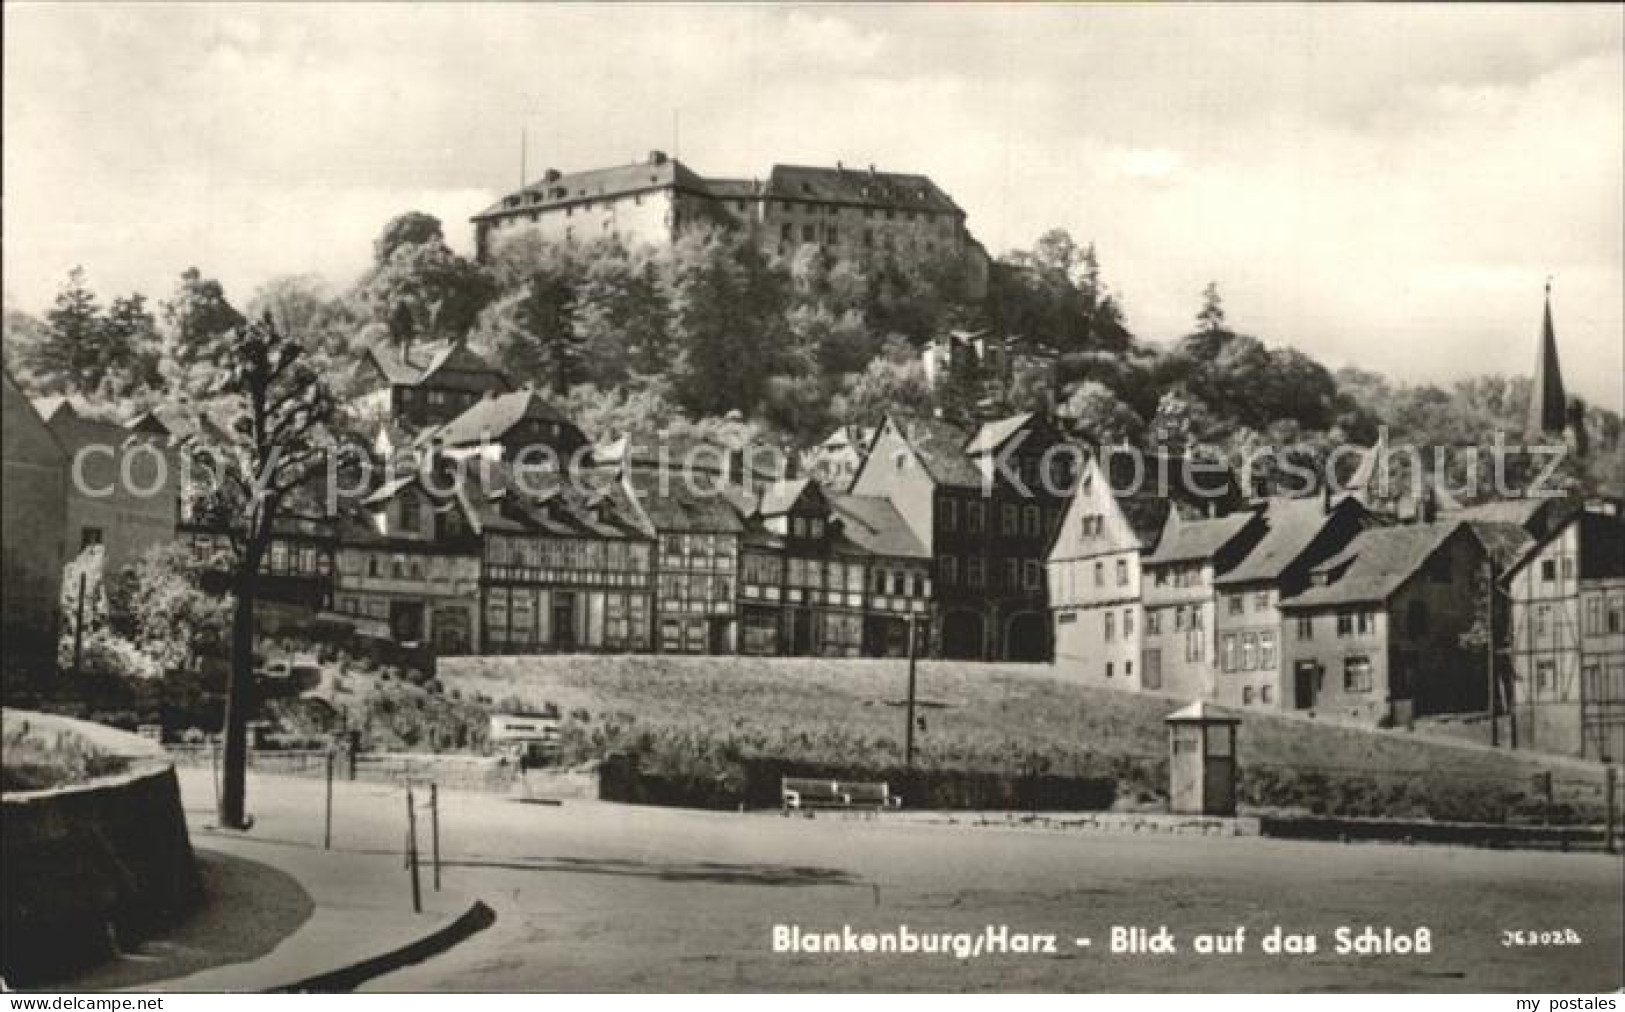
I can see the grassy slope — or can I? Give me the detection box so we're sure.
[441,655,1615,822]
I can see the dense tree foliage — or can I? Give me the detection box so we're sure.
[4,214,1619,500]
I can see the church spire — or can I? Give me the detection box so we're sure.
[1526,276,1568,440]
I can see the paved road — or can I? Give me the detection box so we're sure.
[178,769,1623,992]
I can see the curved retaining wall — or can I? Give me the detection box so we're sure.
[2,710,201,985]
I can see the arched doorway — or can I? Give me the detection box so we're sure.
[941,608,985,660]
[1005,610,1049,663]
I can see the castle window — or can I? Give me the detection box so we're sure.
[802,224,815,242]
[782,223,792,241]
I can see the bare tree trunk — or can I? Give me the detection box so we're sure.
[218,568,258,829]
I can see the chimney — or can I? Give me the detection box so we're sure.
[648,150,668,165]
[544,168,562,183]
[837,160,844,172]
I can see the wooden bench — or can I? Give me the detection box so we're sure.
[781,777,901,817]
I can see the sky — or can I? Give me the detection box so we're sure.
[5,3,1622,409]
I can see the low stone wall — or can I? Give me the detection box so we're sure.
[2,711,201,985]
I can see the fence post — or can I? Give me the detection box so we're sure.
[324,748,334,851]
[430,782,441,892]
[1606,766,1618,856]
[406,787,422,914]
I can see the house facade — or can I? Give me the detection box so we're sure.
[829,493,933,657]
[35,398,178,574]
[478,474,656,655]
[1047,451,1239,689]
[2,370,68,674]
[1279,521,1489,726]
[1139,510,1261,699]
[333,471,484,653]
[1504,509,1625,760]
[850,412,1067,661]
[737,480,868,657]
[609,441,748,655]
[1212,495,1370,711]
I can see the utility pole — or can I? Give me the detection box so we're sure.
[905,613,919,770]
[71,570,87,677]
[1486,558,1498,747]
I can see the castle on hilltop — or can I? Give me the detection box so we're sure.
[470,151,989,300]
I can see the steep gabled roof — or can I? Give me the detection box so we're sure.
[1143,511,1258,567]
[456,461,648,541]
[431,389,571,447]
[130,402,235,445]
[29,395,95,423]
[888,414,980,489]
[819,424,875,452]
[365,340,510,393]
[756,478,823,517]
[965,412,1034,456]
[3,367,68,464]
[621,466,746,534]
[828,493,929,560]
[1467,520,1534,571]
[1283,521,1468,609]
[1216,495,1352,587]
[1503,508,1625,583]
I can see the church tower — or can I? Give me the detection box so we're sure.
[1526,278,1570,442]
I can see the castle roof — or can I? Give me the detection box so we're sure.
[763,164,963,215]
[473,156,712,220]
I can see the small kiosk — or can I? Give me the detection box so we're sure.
[1165,701,1240,817]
